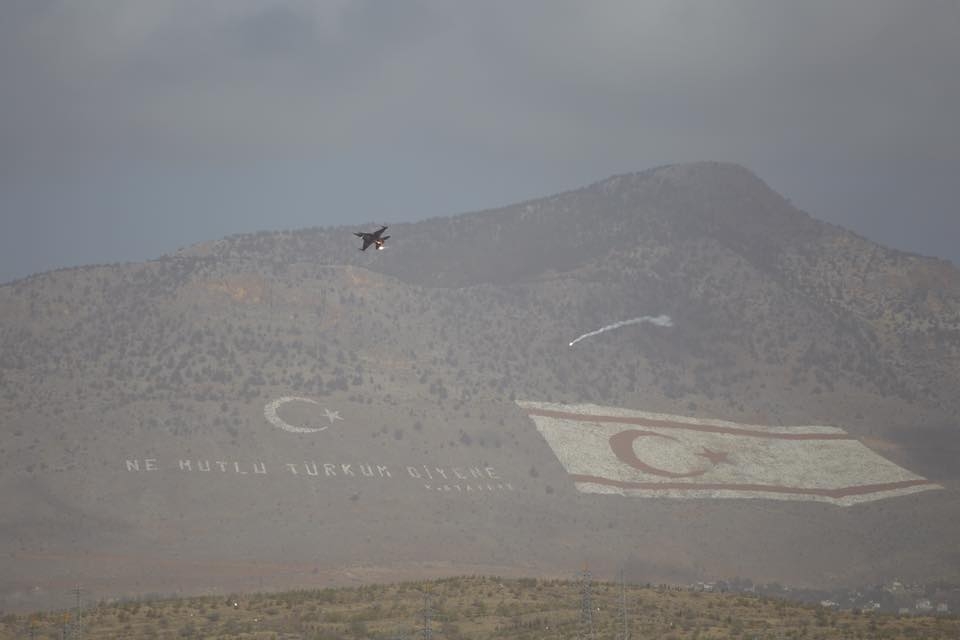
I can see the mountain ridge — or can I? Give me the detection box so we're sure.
[2,161,958,608]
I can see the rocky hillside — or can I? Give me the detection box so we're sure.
[1,162,958,608]
[4,162,958,431]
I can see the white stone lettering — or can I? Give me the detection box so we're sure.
[121,454,514,496]
[422,481,513,493]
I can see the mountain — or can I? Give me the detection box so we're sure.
[2,161,958,610]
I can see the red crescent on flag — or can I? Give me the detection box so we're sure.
[609,430,708,478]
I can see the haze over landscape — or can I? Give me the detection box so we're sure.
[3,160,960,613]
[1,1,959,283]
[1,0,959,623]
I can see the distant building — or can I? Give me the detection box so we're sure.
[915,599,933,612]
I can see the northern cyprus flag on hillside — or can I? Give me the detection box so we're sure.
[519,401,941,506]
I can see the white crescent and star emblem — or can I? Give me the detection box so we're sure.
[264,397,344,434]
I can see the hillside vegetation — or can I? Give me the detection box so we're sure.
[3,163,958,435]
[3,576,959,640]
[2,162,958,606]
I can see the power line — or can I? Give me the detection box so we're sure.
[579,566,594,640]
[68,585,83,640]
[419,590,435,640]
[618,568,630,640]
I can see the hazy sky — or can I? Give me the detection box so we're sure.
[2,1,958,283]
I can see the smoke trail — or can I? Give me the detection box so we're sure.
[568,315,673,347]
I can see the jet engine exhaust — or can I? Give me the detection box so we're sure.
[568,314,672,347]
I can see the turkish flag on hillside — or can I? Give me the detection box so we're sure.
[519,401,940,506]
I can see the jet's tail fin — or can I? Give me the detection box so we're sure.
[380,235,390,242]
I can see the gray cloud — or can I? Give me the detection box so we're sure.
[2,0,958,281]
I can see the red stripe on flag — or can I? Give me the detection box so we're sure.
[568,474,938,499]
[525,408,853,440]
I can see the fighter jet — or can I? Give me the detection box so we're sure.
[354,225,390,251]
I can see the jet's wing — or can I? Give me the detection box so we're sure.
[373,225,388,238]
[360,236,374,251]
